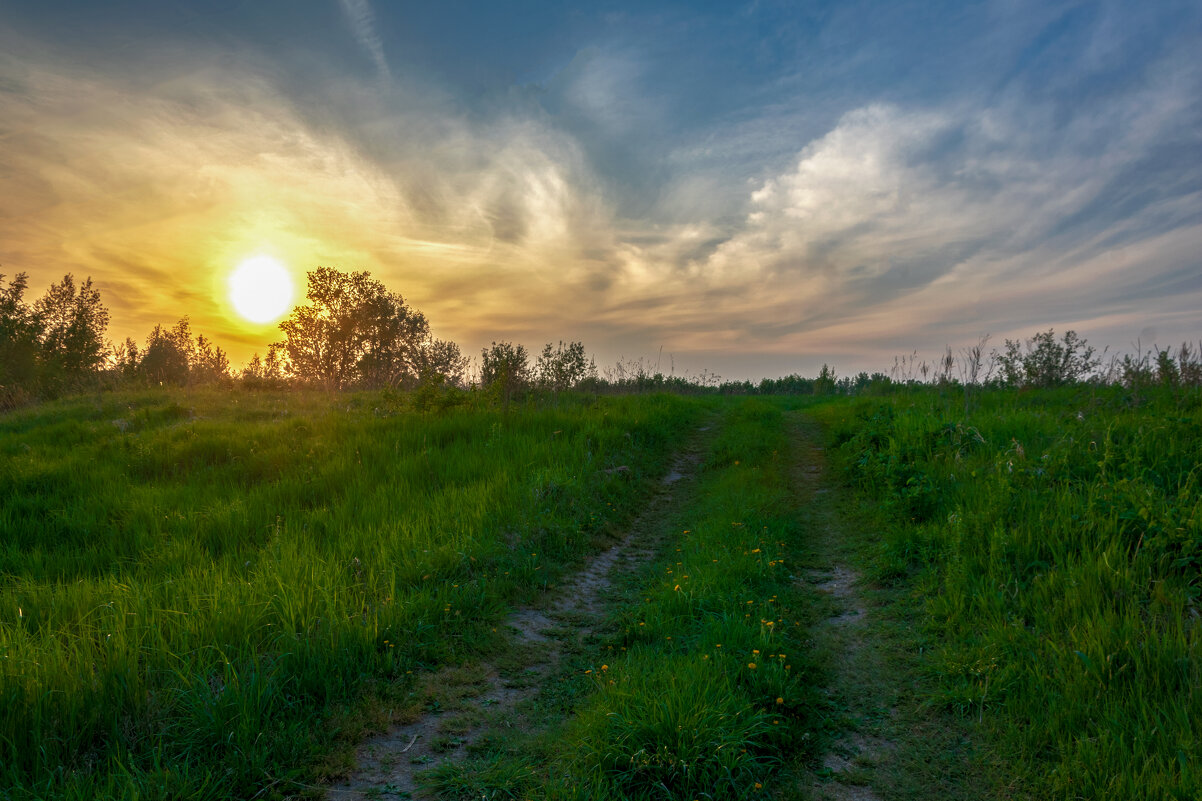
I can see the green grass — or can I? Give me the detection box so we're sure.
[0,387,706,800]
[7,382,1197,800]
[813,384,1201,799]
[434,398,827,799]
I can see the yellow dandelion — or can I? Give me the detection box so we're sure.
[748,662,757,669]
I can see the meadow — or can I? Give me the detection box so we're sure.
[2,381,1199,800]
[814,383,1201,799]
[0,388,705,799]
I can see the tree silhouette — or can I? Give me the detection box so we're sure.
[481,341,530,409]
[416,338,470,387]
[277,267,429,390]
[534,340,595,392]
[0,272,41,402]
[33,274,109,384]
[139,319,193,385]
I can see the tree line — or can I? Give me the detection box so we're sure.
[3,266,1200,412]
[0,267,599,410]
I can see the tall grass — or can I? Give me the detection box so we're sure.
[0,387,704,799]
[815,385,1201,799]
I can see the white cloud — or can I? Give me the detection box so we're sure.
[338,0,391,81]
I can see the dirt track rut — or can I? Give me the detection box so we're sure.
[326,422,714,800]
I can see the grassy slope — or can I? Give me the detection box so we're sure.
[812,385,1201,800]
[0,388,705,800]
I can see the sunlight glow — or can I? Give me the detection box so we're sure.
[228,255,295,323]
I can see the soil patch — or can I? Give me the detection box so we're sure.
[790,425,894,801]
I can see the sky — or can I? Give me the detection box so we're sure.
[1,0,1199,381]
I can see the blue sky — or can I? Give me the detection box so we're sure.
[1,0,1199,378]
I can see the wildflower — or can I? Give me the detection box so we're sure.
[748,662,757,669]
[776,697,783,704]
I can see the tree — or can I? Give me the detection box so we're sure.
[415,338,470,387]
[814,364,837,395]
[481,341,530,408]
[277,267,430,390]
[534,340,595,392]
[995,329,1100,388]
[0,272,42,402]
[240,344,287,388]
[33,274,110,382]
[192,334,231,385]
[139,319,192,385]
[112,337,140,381]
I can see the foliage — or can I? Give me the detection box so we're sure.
[276,266,429,390]
[32,274,110,384]
[535,340,596,392]
[0,272,41,407]
[131,317,231,387]
[416,337,470,387]
[239,344,287,388]
[0,272,111,405]
[480,340,531,406]
[138,319,193,385]
[994,328,1100,388]
[818,384,1202,799]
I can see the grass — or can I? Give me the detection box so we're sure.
[5,381,1198,800]
[0,386,705,799]
[424,398,829,799]
[813,383,1201,799]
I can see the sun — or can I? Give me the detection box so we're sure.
[228,255,295,323]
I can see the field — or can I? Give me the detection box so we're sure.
[1,384,1199,799]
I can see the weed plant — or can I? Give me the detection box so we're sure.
[815,385,1201,799]
[0,387,703,799]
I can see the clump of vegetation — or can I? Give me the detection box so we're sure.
[816,382,1201,799]
[1,272,110,407]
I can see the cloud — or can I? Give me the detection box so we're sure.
[1,1,1199,379]
[0,54,632,363]
[338,0,391,81]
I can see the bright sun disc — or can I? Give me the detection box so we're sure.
[229,256,294,323]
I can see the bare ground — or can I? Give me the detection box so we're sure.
[325,422,714,800]
[789,424,896,801]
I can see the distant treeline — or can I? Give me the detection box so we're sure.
[3,267,1201,411]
